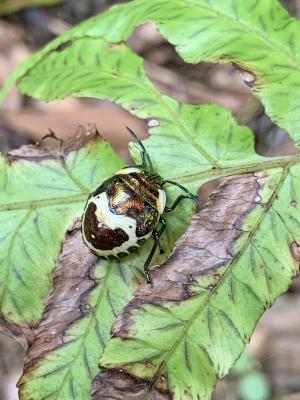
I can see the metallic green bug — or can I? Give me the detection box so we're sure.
[82,128,198,283]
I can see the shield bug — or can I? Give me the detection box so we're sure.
[82,127,198,283]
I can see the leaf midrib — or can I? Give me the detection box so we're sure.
[1,154,299,211]
[146,164,290,397]
[177,154,300,183]
[0,194,88,211]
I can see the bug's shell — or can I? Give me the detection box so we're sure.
[82,167,166,257]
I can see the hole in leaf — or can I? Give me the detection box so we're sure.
[4,98,147,163]
[128,23,250,111]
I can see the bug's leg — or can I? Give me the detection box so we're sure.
[144,217,166,284]
[164,180,199,202]
[163,180,199,212]
[152,228,165,254]
[164,194,197,212]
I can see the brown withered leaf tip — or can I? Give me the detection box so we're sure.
[6,123,100,163]
[0,123,103,344]
[18,229,99,386]
[92,173,266,399]
[92,369,170,400]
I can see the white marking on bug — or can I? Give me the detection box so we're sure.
[157,189,166,214]
[83,192,152,257]
[116,167,142,175]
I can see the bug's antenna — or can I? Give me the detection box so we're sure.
[126,127,153,171]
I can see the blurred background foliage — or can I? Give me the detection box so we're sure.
[0,1,299,399]
[0,0,61,16]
